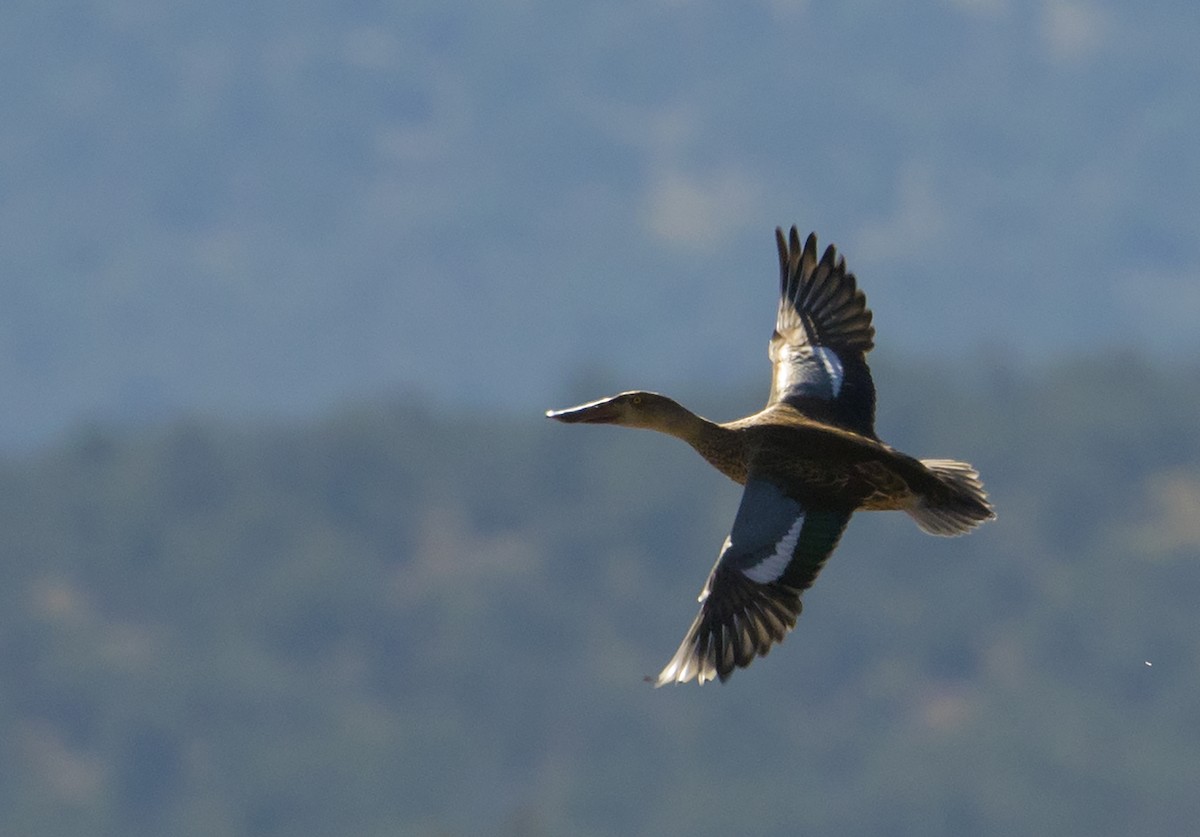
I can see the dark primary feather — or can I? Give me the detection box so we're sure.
[769,228,877,436]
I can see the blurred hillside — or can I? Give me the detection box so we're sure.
[2,0,1199,449]
[1,356,1198,836]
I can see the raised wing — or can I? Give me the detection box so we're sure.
[652,478,852,685]
[769,227,877,436]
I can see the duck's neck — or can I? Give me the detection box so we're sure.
[651,399,747,484]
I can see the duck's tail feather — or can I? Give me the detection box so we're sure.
[907,459,995,536]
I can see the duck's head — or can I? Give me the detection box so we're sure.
[545,391,683,430]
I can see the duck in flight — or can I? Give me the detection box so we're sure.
[547,227,995,685]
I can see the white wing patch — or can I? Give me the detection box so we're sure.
[773,344,845,402]
[742,512,806,583]
[771,344,798,396]
[814,345,844,397]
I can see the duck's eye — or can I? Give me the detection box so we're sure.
[632,395,642,406]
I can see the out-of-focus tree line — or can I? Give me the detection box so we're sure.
[0,355,1198,836]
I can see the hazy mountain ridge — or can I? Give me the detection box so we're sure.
[0,357,1198,835]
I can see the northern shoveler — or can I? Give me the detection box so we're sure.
[547,227,995,685]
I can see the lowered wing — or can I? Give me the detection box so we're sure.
[652,477,853,685]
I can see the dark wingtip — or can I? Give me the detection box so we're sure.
[778,226,821,293]
[775,227,789,287]
[821,242,840,271]
[772,224,875,356]
[802,230,818,265]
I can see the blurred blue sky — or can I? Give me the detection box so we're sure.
[1,0,1197,450]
